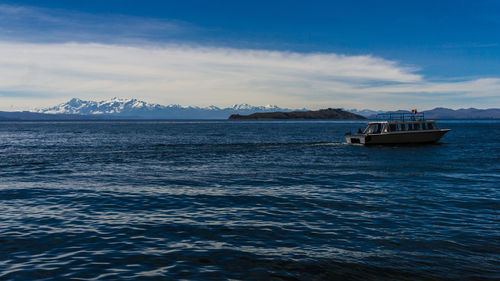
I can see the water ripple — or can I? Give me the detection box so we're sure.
[0,121,499,280]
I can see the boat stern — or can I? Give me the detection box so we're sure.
[345,134,366,144]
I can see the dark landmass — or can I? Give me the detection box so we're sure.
[228,108,366,120]
[0,111,107,121]
[423,107,500,119]
[367,108,500,119]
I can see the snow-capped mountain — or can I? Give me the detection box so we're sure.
[36,98,298,119]
[231,103,282,111]
[38,97,164,115]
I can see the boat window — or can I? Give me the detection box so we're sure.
[422,123,427,130]
[389,124,397,131]
[407,123,413,130]
[427,122,434,129]
[365,124,383,134]
[414,123,420,130]
[399,124,406,131]
[364,124,376,134]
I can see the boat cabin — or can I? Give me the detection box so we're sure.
[363,112,439,135]
[364,120,439,134]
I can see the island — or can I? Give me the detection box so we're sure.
[228,108,366,120]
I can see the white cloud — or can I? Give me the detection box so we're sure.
[0,41,498,111]
[0,4,498,111]
[0,4,191,44]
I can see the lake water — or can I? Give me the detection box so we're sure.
[0,120,498,280]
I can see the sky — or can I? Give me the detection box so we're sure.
[0,0,499,110]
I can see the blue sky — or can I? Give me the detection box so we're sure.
[0,0,499,110]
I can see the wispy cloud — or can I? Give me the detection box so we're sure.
[0,41,498,110]
[0,4,195,44]
[0,4,498,111]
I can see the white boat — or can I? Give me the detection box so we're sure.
[345,112,450,145]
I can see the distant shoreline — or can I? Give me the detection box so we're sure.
[2,107,500,121]
[1,117,500,121]
[228,108,366,120]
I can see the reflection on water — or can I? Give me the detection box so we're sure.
[0,120,499,280]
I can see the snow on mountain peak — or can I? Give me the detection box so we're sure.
[35,98,295,117]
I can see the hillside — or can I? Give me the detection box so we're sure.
[229,108,366,120]
[0,111,106,121]
[366,108,500,119]
[423,107,500,119]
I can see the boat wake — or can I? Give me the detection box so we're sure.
[153,142,347,148]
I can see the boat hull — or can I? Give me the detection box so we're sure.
[345,129,450,145]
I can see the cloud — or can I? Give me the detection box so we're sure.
[0,4,498,110]
[0,41,498,111]
[365,78,500,97]
[0,4,194,44]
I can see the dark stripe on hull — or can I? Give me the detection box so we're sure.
[365,130,449,145]
[345,129,450,145]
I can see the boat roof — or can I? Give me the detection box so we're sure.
[368,113,436,124]
[368,120,436,124]
[375,112,426,121]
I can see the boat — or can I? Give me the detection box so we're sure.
[345,111,450,145]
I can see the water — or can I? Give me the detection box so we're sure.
[0,120,498,280]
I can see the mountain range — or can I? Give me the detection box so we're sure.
[0,98,499,120]
[365,108,500,119]
[34,98,298,119]
[421,107,500,119]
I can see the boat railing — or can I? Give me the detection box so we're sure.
[376,112,425,121]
